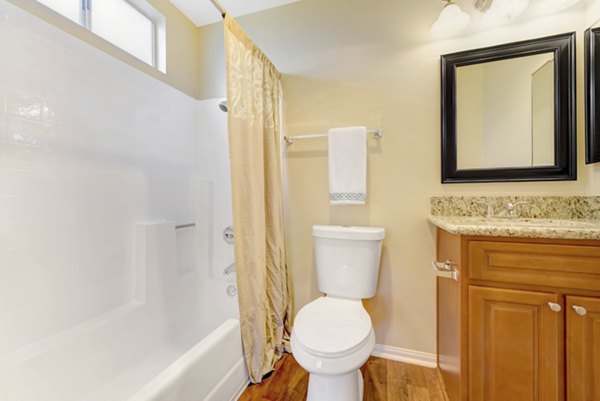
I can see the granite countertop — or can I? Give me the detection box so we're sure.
[428,215,600,240]
[428,196,600,240]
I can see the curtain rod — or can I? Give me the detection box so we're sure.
[209,0,227,18]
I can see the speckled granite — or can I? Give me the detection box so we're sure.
[427,215,600,240]
[431,196,600,220]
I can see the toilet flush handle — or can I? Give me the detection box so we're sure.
[432,260,460,282]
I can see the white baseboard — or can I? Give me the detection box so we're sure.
[371,344,437,368]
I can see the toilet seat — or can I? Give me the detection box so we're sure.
[293,297,372,358]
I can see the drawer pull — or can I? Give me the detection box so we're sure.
[432,260,460,282]
[547,302,562,313]
[572,305,588,316]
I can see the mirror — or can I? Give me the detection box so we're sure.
[586,27,600,164]
[456,53,555,169]
[441,33,576,183]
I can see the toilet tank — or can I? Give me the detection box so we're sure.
[313,225,385,299]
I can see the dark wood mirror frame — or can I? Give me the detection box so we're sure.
[586,28,600,164]
[441,32,576,183]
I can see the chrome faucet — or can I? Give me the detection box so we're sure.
[501,201,528,219]
[476,201,495,219]
[476,201,528,219]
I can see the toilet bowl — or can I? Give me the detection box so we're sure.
[290,225,385,401]
[291,297,376,401]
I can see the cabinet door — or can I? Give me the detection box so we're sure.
[566,296,600,401]
[469,286,563,401]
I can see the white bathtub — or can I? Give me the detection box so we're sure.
[129,319,248,401]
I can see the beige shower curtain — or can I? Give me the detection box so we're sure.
[224,15,293,384]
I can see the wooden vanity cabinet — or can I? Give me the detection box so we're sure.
[435,228,600,401]
[566,296,600,401]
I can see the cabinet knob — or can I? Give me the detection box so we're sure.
[547,302,562,313]
[572,305,587,316]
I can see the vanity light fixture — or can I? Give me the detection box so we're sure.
[432,0,581,37]
[430,0,471,38]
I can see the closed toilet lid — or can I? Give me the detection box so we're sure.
[293,297,372,357]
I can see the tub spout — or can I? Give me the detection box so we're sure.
[223,262,236,276]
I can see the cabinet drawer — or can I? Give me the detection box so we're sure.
[468,241,600,290]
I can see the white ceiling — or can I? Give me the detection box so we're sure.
[169,0,301,26]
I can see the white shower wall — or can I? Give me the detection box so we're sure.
[196,100,236,282]
[0,0,235,379]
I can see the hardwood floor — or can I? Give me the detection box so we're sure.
[238,354,449,401]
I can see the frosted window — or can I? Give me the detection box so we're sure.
[91,0,154,66]
[37,0,81,23]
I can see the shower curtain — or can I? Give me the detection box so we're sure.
[224,15,293,383]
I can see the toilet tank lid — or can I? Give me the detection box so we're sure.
[313,225,385,240]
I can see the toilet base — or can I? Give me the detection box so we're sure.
[306,369,364,401]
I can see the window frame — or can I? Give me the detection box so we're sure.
[37,0,164,71]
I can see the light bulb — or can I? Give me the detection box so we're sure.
[431,2,471,38]
[483,0,529,23]
[539,0,582,13]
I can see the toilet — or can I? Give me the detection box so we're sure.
[291,225,385,401]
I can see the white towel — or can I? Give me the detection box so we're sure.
[328,126,367,205]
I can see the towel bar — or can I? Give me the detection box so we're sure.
[283,128,382,145]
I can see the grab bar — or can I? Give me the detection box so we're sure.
[175,223,196,230]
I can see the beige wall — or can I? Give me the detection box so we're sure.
[8,0,203,98]
[482,56,536,168]
[532,59,555,166]
[203,0,600,354]
[456,64,485,169]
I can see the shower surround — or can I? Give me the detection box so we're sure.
[0,1,244,400]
